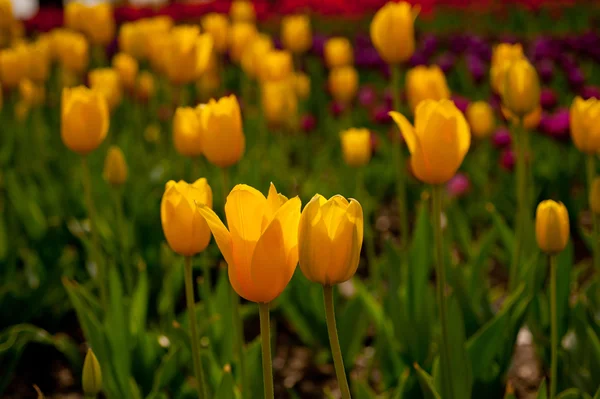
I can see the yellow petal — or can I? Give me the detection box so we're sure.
[196,204,234,268]
[298,194,330,284]
[389,111,416,153]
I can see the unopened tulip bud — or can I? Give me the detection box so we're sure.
[103,146,128,186]
[340,128,371,167]
[501,59,540,118]
[466,101,495,139]
[535,200,569,254]
[82,349,102,396]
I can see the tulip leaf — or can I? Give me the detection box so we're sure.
[556,389,583,399]
[556,243,574,339]
[244,338,264,399]
[353,379,377,399]
[215,368,237,399]
[130,266,149,338]
[594,385,600,399]
[536,379,548,399]
[338,293,370,369]
[487,204,515,257]
[414,363,441,399]
[148,346,180,397]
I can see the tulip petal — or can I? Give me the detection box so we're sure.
[196,204,234,268]
[298,195,331,284]
[328,212,359,284]
[263,182,282,231]
[389,111,416,153]
[321,195,349,239]
[225,184,267,242]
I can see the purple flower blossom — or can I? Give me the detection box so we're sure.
[301,114,316,133]
[536,59,554,84]
[540,108,570,139]
[500,149,515,171]
[451,94,469,114]
[580,85,600,100]
[447,173,470,198]
[358,85,378,108]
[372,104,393,124]
[435,53,457,74]
[540,88,557,110]
[492,128,512,148]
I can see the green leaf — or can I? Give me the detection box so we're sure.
[392,369,410,399]
[130,267,149,338]
[536,380,548,399]
[440,297,472,399]
[244,338,264,399]
[594,385,600,399]
[414,364,441,399]
[586,326,600,365]
[338,294,370,369]
[352,379,377,399]
[149,346,180,397]
[555,244,573,339]
[487,203,514,256]
[504,382,518,399]
[215,367,237,399]
[556,388,582,399]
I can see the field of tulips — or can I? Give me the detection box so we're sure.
[2,0,600,398]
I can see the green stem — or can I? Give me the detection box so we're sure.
[259,302,274,399]
[549,254,558,399]
[201,255,211,314]
[323,285,351,399]
[81,157,107,310]
[355,169,378,289]
[230,284,247,393]
[390,64,408,250]
[509,121,526,291]
[432,185,454,399]
[184,256,207,399]
[113,188,133,293]
[586,155,600,272]
[221,167,230,204]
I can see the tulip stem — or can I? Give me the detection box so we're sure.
[221,167,230,203]
[113,188,133,293]
[509,121,526,291]
[323,285,352,399]
[184,256,208,399]
[230,284,247,393]
[432,185,454,399]
[586,155,599,273]
[391,64,409,250]
[356,169,378,289]
[81,157,107,311]
[258,302,274,399]
[549,254,558,399]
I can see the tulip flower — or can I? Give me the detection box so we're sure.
[82,349,102,397]
[0,45,29,88]
[166,26,214,86]
[173,107,203,157]
[501,59,541,118]
[229,22,257,63]
[84,3,116,46]
[230,0,256,23]
[535,199,570,399]
[370,1,417,65]
[281,15,312,55]
[202,13,229,54]
[570,96,600,154]
[329,66,358,105]
[261,80,298,127]
[405,65,451,113]
[55,31,89,75]
[198,95,245,167]
[0,0,13,29]
[112,53,138,91]
[241,34,273,80]
[18,79,45,107]
[61,86,109,155]
[389,99,471,185]
[491,43,524,67]
[340,128,372,167]
[136,71,155,102]
[103,146,128,187]
[89,68,122,111]
[324,37,353,69]
[294,72,311,100]
[466,101,495,139]
[261,50,293,82]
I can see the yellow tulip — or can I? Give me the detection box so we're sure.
[370,1,417,64]
[329,66,358,105]
[294,72,310,100]
[61,86,109,155]
[197,70,221,98]
[230,0,256,23]
[89,68,122,111]
[82,349,102,397]
[262,50,293,82]
[64,1,85,32]
[166,26,213,85]
[390,99,471,184]
[324,37,353,69]
[535,200,570,254]
[261,80,298,127]
[196,183,301,303]
[112,53,138,90]
[161,179,213,257]
[466,101,495,139]
[19,78,35,102]
[103,145,128,186]
[340,128,371,167]
[491,43,524,69]
[0,46,28,88]
[173,107,203,157]
[147,34,171,74]
[28,41,51,83]
[136,71,155,102]
[298,194,363,285]
[281,15,312,54]
[501,58,540,118]
[84,3,116,46]
[229,22,257,63]
[241,34,273,79]
[198,95,245,167]
[0,0,13,29]
[590,177,600,215]
[202,13,229,53]
[56,31,89,74]
[502,105,542,130]
[570,97,600,154]
[406,65,450,113]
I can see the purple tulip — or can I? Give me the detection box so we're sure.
[488,94,502,113]
[540,88,558,110]
[466,54,485,84]
[449,34,468,54]
[436,53,457,74]
[536,59,554,84]
[383,88,394,109]
[301,114,316,133]
[311,34,327,56]
[372,104,393,124]
[540,108,570,139]
[452,95,469,114]
[446,173,470,198]
[421,33,439,57]
[354,33,371,48]
[355,47,382,69]
[568,68,585,88]
[358,85,378,108]
[329,101,346,118]
[409,51,428,67]
[580,85,600,100]
[492,128,512,148]
[500,149,515,171]
[531,37,559,61]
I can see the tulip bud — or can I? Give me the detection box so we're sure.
[294,72,310,100]
[298,194,363,285]
[340,128,371,167]
[229,22,257,63]
[466,101,495,139]
[390,99,471,184]
[198,95,245,167]
[406,65,450,113]
[241,34,273,79]
[329,66,358,105]
[370,1,417,64]
[281,15,312,54]
[324,37,353,69]
[82,349,102,396]
[569,97,600,154]
[202,13,229,53]
[103,146,128,186]
[262,50,293,82]
[89,68,122,111]
[501,59,540,118]
[0,45,28,89]
[112,53,138,91]
[535,200,569,254]
[61,86,109,155]
[590,178,600,215]
[230,0,256,23]
[56,31,89,75]
[161,179,213,256]
[84,3,116,46]
[261,80,298,128]
[491,43,524,68]
[136,71,155,102]
[173,107,203,157]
